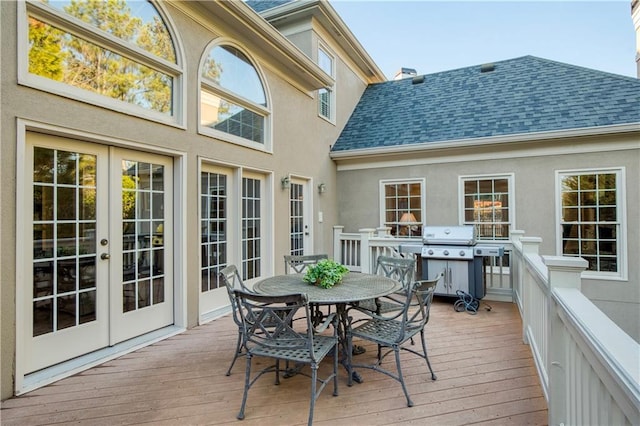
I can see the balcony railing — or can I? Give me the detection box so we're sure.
[333,225,640,425]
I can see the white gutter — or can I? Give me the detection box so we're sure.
[330,123,640,160]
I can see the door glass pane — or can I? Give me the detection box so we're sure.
[32,147,97,336]
[290,183,304,256]
[200,172,227,292]
[121,159,165,313]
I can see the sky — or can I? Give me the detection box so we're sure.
[330,1,637,80]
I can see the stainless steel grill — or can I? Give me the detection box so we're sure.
[418,226,484,298]
[400,225,505,300]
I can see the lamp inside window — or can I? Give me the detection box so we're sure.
[399,212,419,237]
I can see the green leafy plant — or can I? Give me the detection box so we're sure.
[303,259,349,289]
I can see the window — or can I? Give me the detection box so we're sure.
[200,44,269,149]
[23,0,181,121]
[317,45,334,121]
[380,180,424,238]
[242,177,262,280]
[461,175,513,240]
[200,171,228,292]
[558,169,624,277]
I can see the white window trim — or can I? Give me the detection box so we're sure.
[317,42,336,125]
[197,39,273,153]
[378,178,426,232]
[554,167,627,281]
[458,173,516,241]
[18,0,186,128]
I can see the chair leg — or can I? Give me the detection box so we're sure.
[347,332,354,387]
[420,330,437,380]
[226,331,243,376]
[333,342,339,396]
[394,345,413,407]
[308,364,318,426]
[237,354,253,420]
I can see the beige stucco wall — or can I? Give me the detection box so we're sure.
[335,134,640,341]
[0,1,368,399]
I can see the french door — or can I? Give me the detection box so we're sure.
[24,134,173,373]
[289,178,312,255]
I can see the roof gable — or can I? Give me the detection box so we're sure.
[332,56,640,152]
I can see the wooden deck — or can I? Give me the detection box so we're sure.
[1,299,547,425]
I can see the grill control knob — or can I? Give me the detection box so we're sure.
[443,250,449,256]
[428,249,434,255]
[460,250,466,256]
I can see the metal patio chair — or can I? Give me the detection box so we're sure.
[234,290,339,426]
[346,272,442,407]
[218,264,252,376]
[284,254,329,325]
[356,255,416,314]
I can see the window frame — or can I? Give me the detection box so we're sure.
[198,40,272,152]
[379,178,426,238]
[555,167,627,280]
[317,42,335,124]
[458,173,515,241]
[18,0,185,127]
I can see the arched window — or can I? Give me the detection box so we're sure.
[22,0,183,123]
[200,43,270,149]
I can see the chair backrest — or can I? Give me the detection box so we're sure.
[218,264,249,326]
[284,254,328,274]
[374,255,416,289]
[402,271,444,338]
[233,290,321,360]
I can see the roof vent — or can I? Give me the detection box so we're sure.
[480,63,495,73]
[412,75,425,85]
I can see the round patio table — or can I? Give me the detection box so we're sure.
[253,272,401,305]
[254,272,402,384]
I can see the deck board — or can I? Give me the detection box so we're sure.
[1,299,547,425]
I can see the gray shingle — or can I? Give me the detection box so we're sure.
[332,56,640,152]
[245,0,294,13]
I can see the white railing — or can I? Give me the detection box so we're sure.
[333,225,640,424]
[511,231,640,426]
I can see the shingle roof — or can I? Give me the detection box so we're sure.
[245,0,294,13]
[332,56,640,152]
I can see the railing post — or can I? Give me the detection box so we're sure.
[543,256,587,291]
[376,226,391,237]
[510,229,525,249]
[333,225,344,262]
[520,236,541,255]
[544,256,588,426]
[519,237,541,345]
[359,228,375,274]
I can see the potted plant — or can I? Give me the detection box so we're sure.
[303,259,349,289]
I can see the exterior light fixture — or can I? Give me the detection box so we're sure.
[281,176,290,189]
[318,183,326,194]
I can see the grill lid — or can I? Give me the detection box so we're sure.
[422,225,476,246]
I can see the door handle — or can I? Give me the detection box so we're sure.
[100,253,110,260]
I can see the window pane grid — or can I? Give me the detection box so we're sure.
[462,177,511,240]
[290,183,304,256]
[242,178,261,280]
[383,182,422,238]
[560,172,619,273]
[200,172,227,292]
[121,160,165,313]
[32,147,98,336]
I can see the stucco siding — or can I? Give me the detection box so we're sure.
[335,135,639,340]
